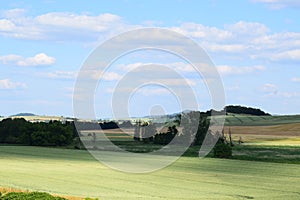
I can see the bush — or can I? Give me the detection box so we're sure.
[1,192,66,200]
[213,143,232,158]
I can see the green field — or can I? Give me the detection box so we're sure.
[216,114,300,126]
[1,146,300,199]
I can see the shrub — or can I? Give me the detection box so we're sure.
[1,192,66,200]
[213,143,232,158]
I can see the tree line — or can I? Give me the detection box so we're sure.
[0,118,75,146]
[133,111,212,146]
[224,105,270,116]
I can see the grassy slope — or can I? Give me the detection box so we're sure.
[221,114,300,126]
[1,146,300,199]
[208,114,300,145]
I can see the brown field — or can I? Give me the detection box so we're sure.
[81,122,300,145]
[224,123,300,145]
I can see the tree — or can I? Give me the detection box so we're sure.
[142,124,156,143]
[0,118,74,146]
[228,127,234,147]
[193,116,210,146]
[213,143,232,158]
[133,120,141,141]
[178,111,200,145]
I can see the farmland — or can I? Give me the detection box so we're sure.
[221,114,300,126]
[0,145,300,199]
[1,113,300,199]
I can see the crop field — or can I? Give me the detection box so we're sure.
[224,122,300,145]
[220,114,300,126]
[0,146,300,199]
[98,116,300,146]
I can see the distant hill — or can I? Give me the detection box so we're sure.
[211,114,300,126]
[224,105,270,116]
[10,113,36,117]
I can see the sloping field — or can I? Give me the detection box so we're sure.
[222,114,300,126]
[224,122,300,145]
[0,146,300,199]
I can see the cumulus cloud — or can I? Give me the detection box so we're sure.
[226,85,240,91]
[0,53,55,66]
[80,70,122,81]
[171,22,232,41]
[0,9,133,40]
[217,65,265,75]
[0,9,300,63]
[270,49,300,61]
[118,62,195,73]
[260,83,300,98]
[225,21,269,37]
[171,20,300,61]
[135,87,169,96]
[252,0,300,9]
[36,12,121,32]
[279,91,300,98]
[39,71,77,79]
[291,77,300,82]
[261,83,278,95]
[0,79,26,89]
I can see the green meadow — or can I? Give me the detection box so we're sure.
[1,146,300,199]
[220,114,300,126]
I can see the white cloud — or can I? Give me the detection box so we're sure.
[118,62,266,79]
[0,19,16,31]
[35,12,121,32]
[0,54,23,64]
[101,72,122,81]
[261,83,278,95]
[118,62,196,73]
[217,65,265,75]
[261,83,300,98]
[118,62,144,72]
[39,71,77,79]
[226,85,240,91]
[270,49,300,61]
[279,91,300,98]
[171,22,232,41]
[136,87,169,96]
[0,53,55,66]
[152,78,196,86]
[291,77,300,82]
[80,70,122,81]
[0,79,26,89]
[105,87,169,96]
[171,21,300,63]
[0,9,133,40]
[17,53,55,66]
[0,9,300,64]
[3,8,26,18]
[203,43,246,53]
[225,21,269,37]
[252,0,300,9]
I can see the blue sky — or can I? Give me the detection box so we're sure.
[1,0,300,117]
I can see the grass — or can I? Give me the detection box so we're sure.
[0,187,84,200]
[232,145,300,164]
[0,191,66,200]
[211,114,300,126]
[0,146,300,199]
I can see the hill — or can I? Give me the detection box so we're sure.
[10,113,36,117]
[211,114,300,126]
[225,105,270,116]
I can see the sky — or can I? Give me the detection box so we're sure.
[1,0,300,118]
